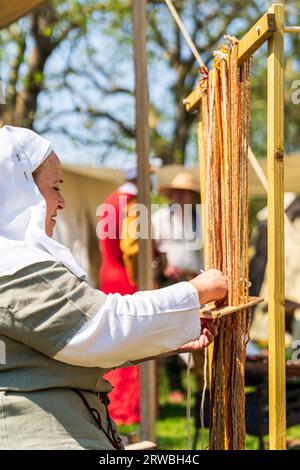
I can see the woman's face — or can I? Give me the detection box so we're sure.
[33,151,65,237]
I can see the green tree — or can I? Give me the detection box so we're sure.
[249,0,300,157]
[0,0,105,129]
[0,0,299,164]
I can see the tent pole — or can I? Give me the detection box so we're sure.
[132,0,156,443]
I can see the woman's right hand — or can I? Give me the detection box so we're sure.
[189,269,228,305]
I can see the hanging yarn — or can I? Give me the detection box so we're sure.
[198,36,251,450]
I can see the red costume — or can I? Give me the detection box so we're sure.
[99,189,140,425]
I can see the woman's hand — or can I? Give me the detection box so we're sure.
[189,269,228,306]
[130,318,219,364]
[177,318,219,352]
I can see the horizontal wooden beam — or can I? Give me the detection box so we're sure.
[185,13,277,112]
[284,26,300,34]
[0,0,45,29]
[238,12,276,65]
[200,296,264,319]
[183,87,205,113]
[185,13,277,111]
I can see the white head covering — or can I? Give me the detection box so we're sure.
[0,125,87,279]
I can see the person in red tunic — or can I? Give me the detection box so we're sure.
[98,163,142,425]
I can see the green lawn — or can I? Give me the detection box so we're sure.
[119,402,300,450]
[118,366,300,450]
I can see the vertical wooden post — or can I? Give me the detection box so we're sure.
[132,0,156,443]
[267,2,286,450]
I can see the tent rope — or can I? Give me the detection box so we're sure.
[164,0,205,68]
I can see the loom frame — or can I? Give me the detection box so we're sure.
[184,2,297,450]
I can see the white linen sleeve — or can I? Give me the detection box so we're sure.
[53,281,200,368]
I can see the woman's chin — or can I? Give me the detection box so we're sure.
[46,222,55,238]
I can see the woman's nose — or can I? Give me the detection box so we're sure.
[58,194,66,210]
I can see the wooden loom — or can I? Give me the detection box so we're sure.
[183,2,300,450]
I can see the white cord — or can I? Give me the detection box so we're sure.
[164,0,205,68]
[186,352,193,450]
[200,347,208,449]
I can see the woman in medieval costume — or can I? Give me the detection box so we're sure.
[0,125,226,450]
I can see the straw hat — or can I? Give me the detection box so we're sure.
[161,171,200,194]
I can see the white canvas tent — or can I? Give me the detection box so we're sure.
[55,156,300,287]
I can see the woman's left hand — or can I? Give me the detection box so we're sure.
[177,318,219,352]
[130,319,219,365]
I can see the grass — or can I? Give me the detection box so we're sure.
[119,400,300,450]
[118,364,300,450]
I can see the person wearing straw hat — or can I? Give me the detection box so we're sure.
[152,171,204,402]
[153,171,203,282]
[0,126,226,449]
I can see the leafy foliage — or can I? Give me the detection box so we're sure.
[0,0,299,164]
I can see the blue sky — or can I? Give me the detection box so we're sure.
[0,0,299,169]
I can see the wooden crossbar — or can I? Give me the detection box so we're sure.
[183,87,205,113]
[200,297,264,320]
[238,12,276,65]
[284,26,300,33]
[183,12,277,110]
